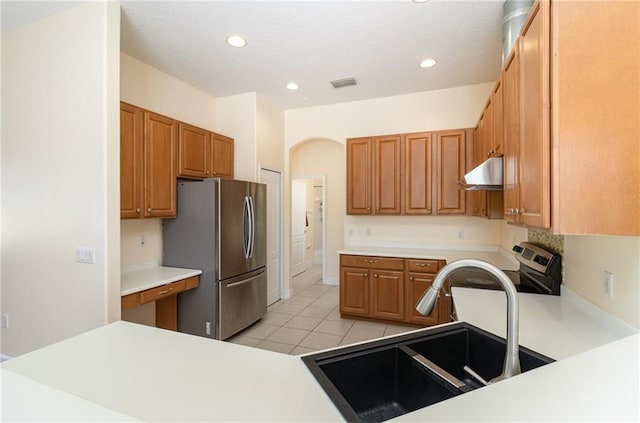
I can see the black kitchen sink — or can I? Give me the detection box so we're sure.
[302,322,553,422]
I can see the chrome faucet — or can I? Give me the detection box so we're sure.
[416,259,521,383]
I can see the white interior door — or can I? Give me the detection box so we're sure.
[260,168,282,306]
[291,180,306,277]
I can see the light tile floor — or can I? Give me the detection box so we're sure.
[227,265,416,355]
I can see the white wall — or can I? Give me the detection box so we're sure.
[1,2,120,357]
[283,83,495,287]
[564,236,640,328]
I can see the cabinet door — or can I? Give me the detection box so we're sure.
[211,133,234,179]
[120,103,143,218]
[404,132,433,215]
[479,100,494,160]
[503,45,520,222]
[346,138,373,214]
[143,111,177,218]
[178,123,210,179]
[406,272,439,325]
[371,270,404,321]
[373,135,401,215]
[435,130,466,214]
[492,78,504,157]
[340,267,370,316]
[519,0,551,228]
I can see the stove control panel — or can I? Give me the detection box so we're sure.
[512,242,558,275]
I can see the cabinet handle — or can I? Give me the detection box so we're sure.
[410,276,414,281]
[418,263,426,267]
[366,207,370,211]
[158,287,173,295]
[364,272,369,277]
[135,208,141,214]
[374,274,378,278]
[147,207,152,212]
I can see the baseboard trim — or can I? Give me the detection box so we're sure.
[323,276,338,286]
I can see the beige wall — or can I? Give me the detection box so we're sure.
[119,53,220,269]
[257,94,285,172]
[1,2,121,357]
[120,53,217,130]
[564,236,640,328]
[216,92,258,182]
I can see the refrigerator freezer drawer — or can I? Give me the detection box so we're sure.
[218,268,267,340]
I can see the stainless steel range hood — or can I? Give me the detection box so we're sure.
[461,157,504,191]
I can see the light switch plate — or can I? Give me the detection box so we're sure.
[76,246,95,264]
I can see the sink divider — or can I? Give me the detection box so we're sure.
[398,345,470,393]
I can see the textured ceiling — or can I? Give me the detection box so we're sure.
[120,1,504,109]
[1,1,505,110]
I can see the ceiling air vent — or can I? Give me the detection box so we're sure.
[330,77,358,89]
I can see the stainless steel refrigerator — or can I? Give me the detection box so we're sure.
[163,178,267,340]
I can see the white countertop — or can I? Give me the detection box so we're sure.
[338,245,519,270]
[2,322,341,422]
[4,274,638,421]
[121,263,202,296]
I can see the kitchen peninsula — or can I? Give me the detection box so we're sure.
[3,285,637,421]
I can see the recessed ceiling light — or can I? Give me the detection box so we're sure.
[412,0,430,3]
[226,35,247,48]
[286,82,300,90]
[419,58,437,68]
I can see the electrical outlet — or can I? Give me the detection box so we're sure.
[206,321,211,336]
[457,229,465,240]
[2,314,8,329]
[75,247,95,264]
[603,271,614,299]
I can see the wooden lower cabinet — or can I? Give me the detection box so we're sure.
[340,254,450,326]
[340,266,370,316]
[371,270,404,321]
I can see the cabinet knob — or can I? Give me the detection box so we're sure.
[135,208,141,214]
[364,272,368,277]
[366,207,370,211]
[147,207,152,212]
[374,274,378,278]
[409,276,414,281]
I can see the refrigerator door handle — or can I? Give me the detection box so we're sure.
[243,196,251,259]
[248,195,255,259]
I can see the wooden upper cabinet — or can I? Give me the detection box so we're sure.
[519,0,550,229]
[551,0,639,235]
[492,78,504,157]
[346,137,373,214]
[211,133,234,179]
[120,103,143,218]
[503,43,521,223]
[120,102,176,219]
[435,130,466,214]
[404,132,433,215]
[143,111,178,218]
[178,123,210,179]
[373,135,402,215]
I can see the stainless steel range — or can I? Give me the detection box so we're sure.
[447,242,562,295]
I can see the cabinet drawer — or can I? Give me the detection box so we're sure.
[340,255,405,270]
[140,280,186,304]
[406,259,442,274]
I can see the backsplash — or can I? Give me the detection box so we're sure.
[528,229,564,255]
